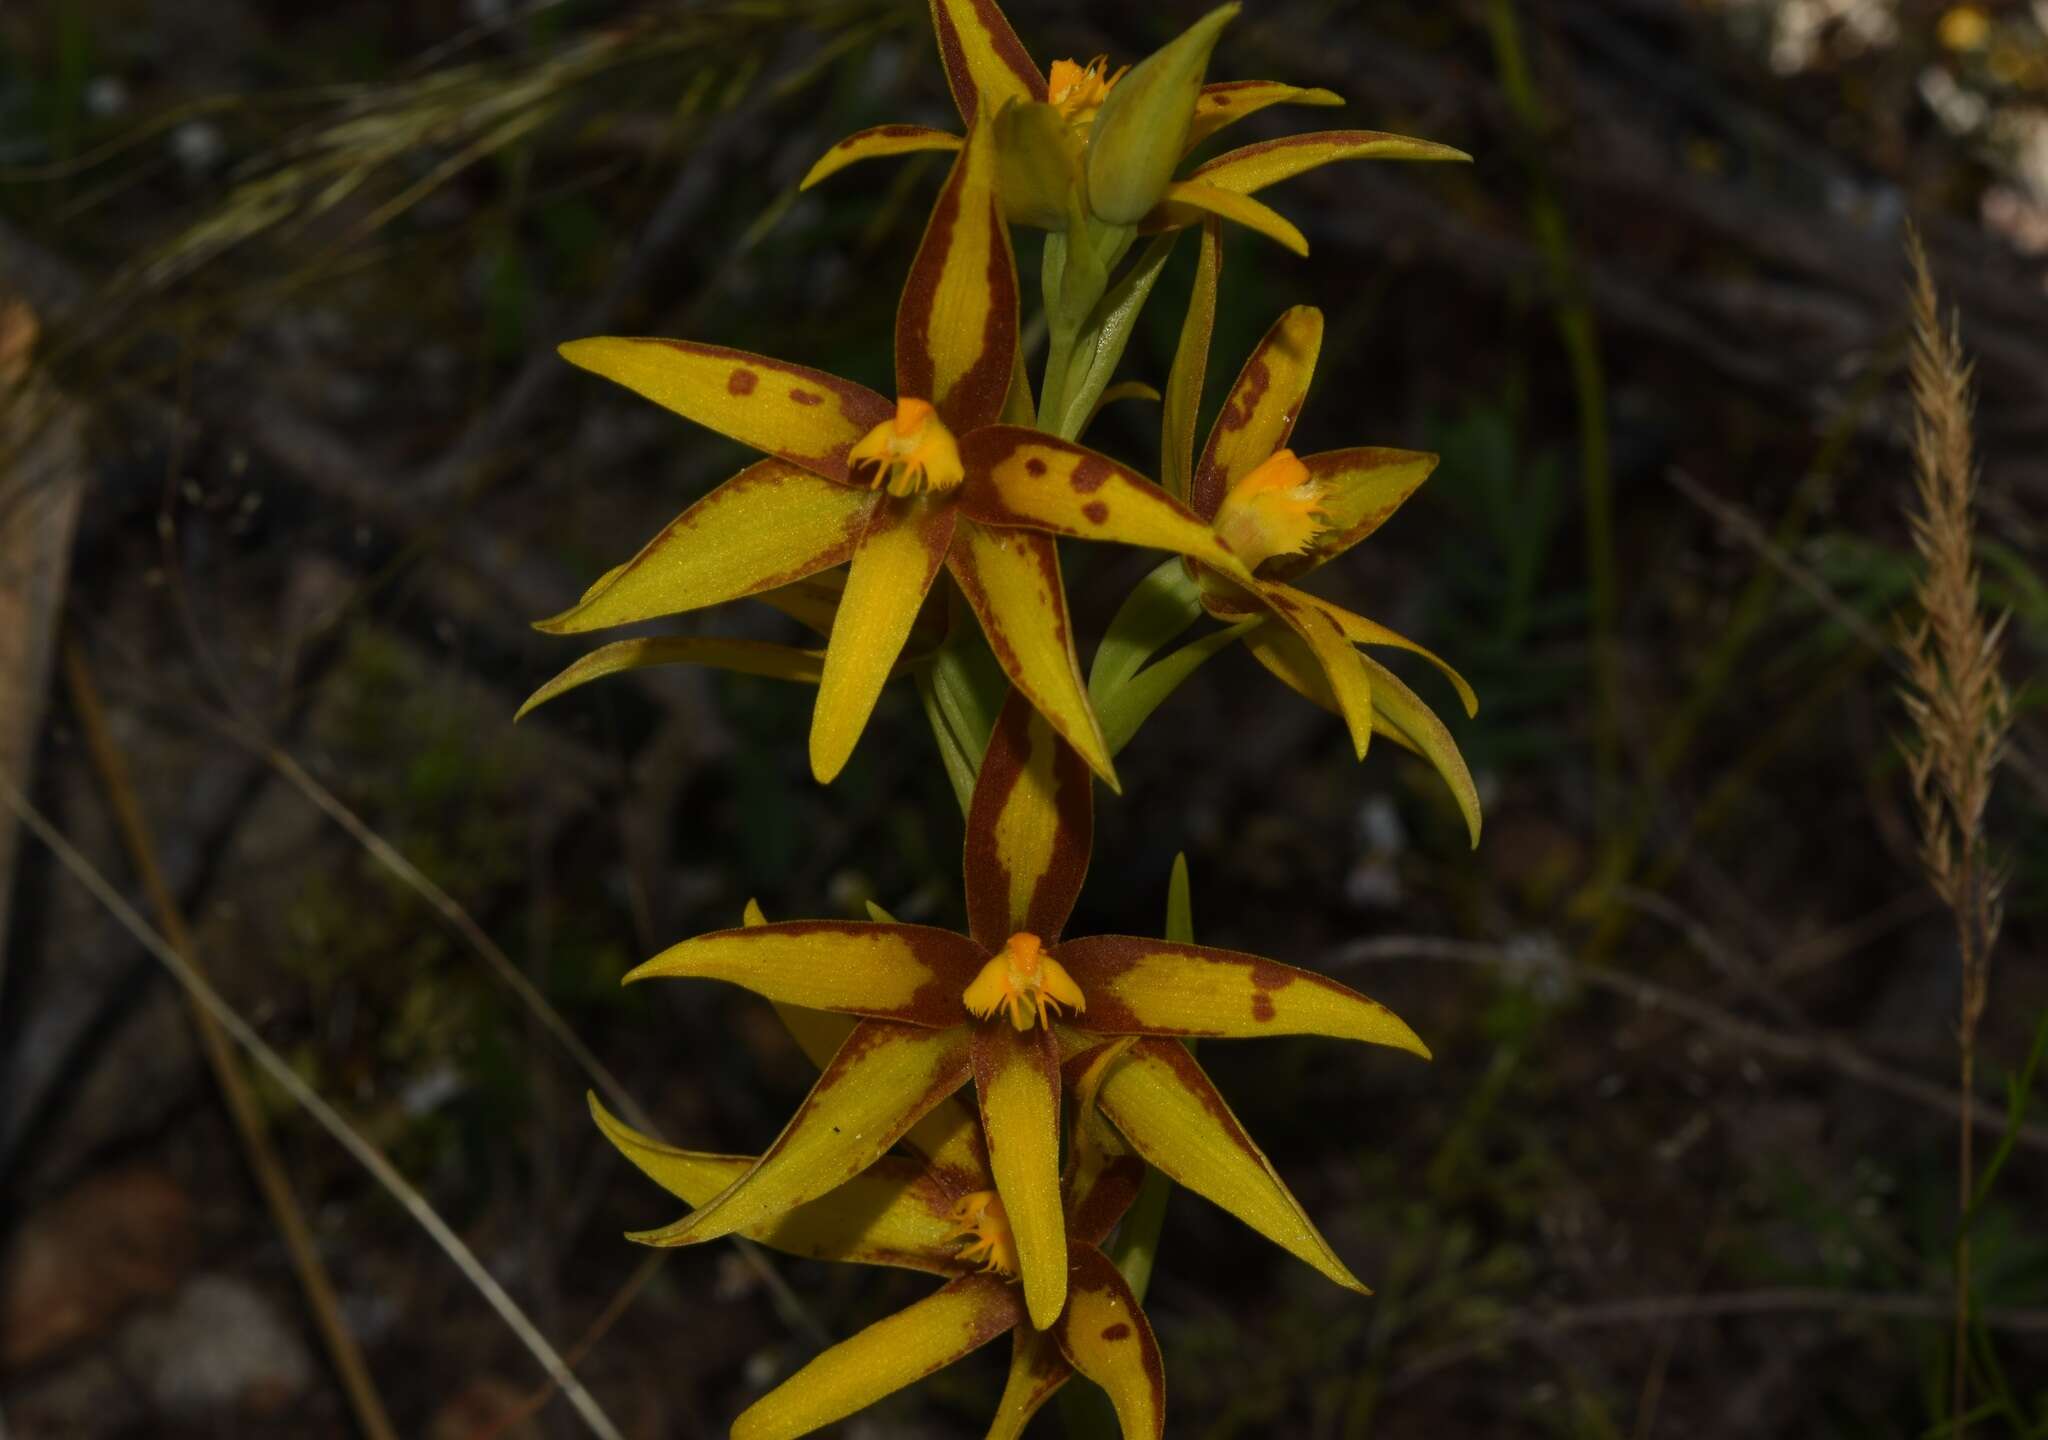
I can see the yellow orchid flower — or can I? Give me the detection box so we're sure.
[615,689,1427,1332]
[589,1037,1165,1438]
[536,115,1256,790]
[1154,221,1484,844]
[800,0,1470,257]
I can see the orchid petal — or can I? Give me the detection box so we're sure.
[1095,1038,1369,1295]
[985,1329,1073,1440]
[1186,80,1344,149]
[800,123,962,191]
[731,1273,1022,1440]
[963,688,1094,948]
[557,338,891,485]
[517,638,826,720]
[972,1021,1067,1329]
[1060,1044,1147,1247]
[1191,128,1471,197]
[928,0,1046,126]
[1053,1245,1166,1440]
[631,1020,971,1248]
[589,1096,968,1274]
[1282,586,1477,718]
[897,115,1019,433]
[1190,305,1322,521]
[958,427,1255,583]
[1053,936,1428,1054]
[534,462,874,634]
[811,495,959,783]
[1249,621,1480,844]
[751,569,847,635]
[1261,587,1375,758]
[626,920,985,1028]
[1281,446,1439,573]
[769,998,993,1193]
[1360,650,1483,845]
[948,524,1116,789]
[1149,178,1306,256]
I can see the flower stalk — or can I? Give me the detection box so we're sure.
[527,0,1485,1430]
[1899,226,2010,1439]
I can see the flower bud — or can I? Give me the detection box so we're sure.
[994,98,1082,230]
[1084,3,1238,225]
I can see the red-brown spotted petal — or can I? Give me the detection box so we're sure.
[1189,305,1322,521]
[589,1097,970,1275]
[928,0,1045,127]
[1094,1038,1368,1295]
[948,523,1116,789]
[957,426,1255,582]
[897,114,1019,433]
[626,920,986,1028]
[1052,1245,1165,1440]
[1186,80,1344,150]
[1052,936,1428,1054]
[973,1021,1067,1330]
[631,1020,972,1247]
[963,687,1093,949]
[731,1273,1022,1440]
[986,1329,1074,1440]
[1268,446,1438,576]
[558,338,891,485]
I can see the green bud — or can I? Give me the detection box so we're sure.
[1084,4,1239,225]
[994,98,1083,230]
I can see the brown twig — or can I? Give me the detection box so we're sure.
[62,642,400,1440]
[1899,226,2011,1439]
[0,769,626,1440]
[474,1250,669,1440]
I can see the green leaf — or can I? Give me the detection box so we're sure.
[1088,559,1206,697]
[1097,620,1256,759]
[1052,230,1179,440]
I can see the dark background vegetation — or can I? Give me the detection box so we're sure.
[3,0,2046,1435]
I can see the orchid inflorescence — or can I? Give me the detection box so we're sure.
[525,2,1480,1434]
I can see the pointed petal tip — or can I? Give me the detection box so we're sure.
[1024,1280,1067,1332]
[808,728,852,787]
[1072,735,1121,795]
[622,1218,695,1248]
[1390,1020,1433,1062]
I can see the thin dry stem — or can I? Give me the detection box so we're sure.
[63,643,399,1440]
[1899,224,2010,1440]
[0,770,625,1440]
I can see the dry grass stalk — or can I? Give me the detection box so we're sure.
[1898,225,2011,1439]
